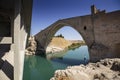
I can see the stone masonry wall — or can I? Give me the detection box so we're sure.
[90,11,120,61]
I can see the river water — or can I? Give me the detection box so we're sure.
[23,45,89,80]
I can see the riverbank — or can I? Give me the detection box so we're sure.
[68,42,85,50]
[25,36,85,55]
[50,58,120,80]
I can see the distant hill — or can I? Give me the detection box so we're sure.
[47,37,71,49]
[69,40,85,44]
[46,37,86,53]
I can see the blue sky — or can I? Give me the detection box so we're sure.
[31,0,120,40]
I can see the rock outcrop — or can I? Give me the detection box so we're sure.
[25,37,73,55]
[46,46,64,53]
[25,36,37,55]
[50,58,120,80]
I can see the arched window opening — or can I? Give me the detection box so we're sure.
[84,26,87,30]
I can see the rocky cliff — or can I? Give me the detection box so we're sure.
[50,58,120,80]
[25,36,37,55]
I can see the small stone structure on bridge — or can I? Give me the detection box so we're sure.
[35,5,120,62]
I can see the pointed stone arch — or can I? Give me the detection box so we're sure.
[35,16,94,59]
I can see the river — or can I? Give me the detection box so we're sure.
[23,45,89,80]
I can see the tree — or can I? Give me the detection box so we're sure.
[55,34,64,38]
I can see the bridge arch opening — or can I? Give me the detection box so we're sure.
[46,26,89,64]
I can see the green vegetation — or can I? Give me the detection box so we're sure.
[68,42,86,50]
[54,34,64,38]
[68,43,81,50]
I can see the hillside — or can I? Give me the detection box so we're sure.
[48,37,71,48]
[46,37,71,53]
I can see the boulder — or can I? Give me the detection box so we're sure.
[51,58,120,80]
[25,36,37,55]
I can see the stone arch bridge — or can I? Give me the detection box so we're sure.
[35,6,120,62]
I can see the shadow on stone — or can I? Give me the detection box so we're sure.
[0,44,10,58]
[35,50,46,57]
[1,60,13,80]
[110,61,120,71]
[0,59,4,69]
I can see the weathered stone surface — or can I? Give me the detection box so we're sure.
[50,58,120,80]
[25,36,37,55]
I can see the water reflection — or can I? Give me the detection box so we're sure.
[46,45,89,65]
[23,55,55,80]
[46,49,68,59]
[23,46,89,80]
